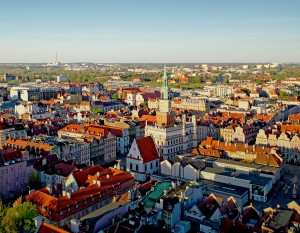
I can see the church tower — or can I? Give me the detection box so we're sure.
[157,65,174,127]
[161,65,170,100]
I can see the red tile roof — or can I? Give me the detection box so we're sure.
[5,138,54,155]
[136,136,159,163]
[26,167,134,222]
[255,153,282,168]
[197,194,221,218]
[221,218,262,233]
[72,165,105,187]
[37,222,70,233]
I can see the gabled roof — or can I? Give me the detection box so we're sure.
[5,138,54,154]
[221,218,262,233]
[72,165,105,187]
[136,136,159,163]
[241,205,260,224]
[37,222,70,233]
[219,198,238,220]
[255,153,282,168]
[26,166,134,221]
[197,194,221,218]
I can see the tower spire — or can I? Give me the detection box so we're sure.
[161,65,169,100]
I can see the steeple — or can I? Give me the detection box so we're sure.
[161,65,170,100]
[156,65,174,127]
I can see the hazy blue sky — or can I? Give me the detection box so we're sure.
[0,0,299,63]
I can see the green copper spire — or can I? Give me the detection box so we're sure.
[161,65,169,100]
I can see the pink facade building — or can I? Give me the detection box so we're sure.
[0,148,33,199]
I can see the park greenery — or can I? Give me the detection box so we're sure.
[1,65,300,89]
[0,200,38,233]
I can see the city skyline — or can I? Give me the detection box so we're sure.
[1,0,300,63]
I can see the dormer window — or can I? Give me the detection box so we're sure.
[75,204,78,209]
[99,193,102,198]
[68,207,71,212]
[59,210,63,216]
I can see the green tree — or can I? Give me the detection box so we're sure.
[241,87,250,95]
[112,93,119,100]
[1,202,38,233]
[92,108,104,114]
[224,77,229,84]
[28,169,41,190]
[256,79,263,84]
[0,199,7,233]
[140,102,148,107]
[279,91,287,99]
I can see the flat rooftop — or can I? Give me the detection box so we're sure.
[143,181,172,208]
[202,167,272,186]
[179,154,279,173]
[215,158,279,173]
[200,179,249,197]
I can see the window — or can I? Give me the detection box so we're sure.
[75,204,78,209]
[99,193,102,198]
[130,163,132,170]
[60,211,63,216]
[145,164,147,171]
[68,207,71,212]
[135,164,139,171]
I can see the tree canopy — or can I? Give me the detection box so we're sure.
[92,108,104,114]
[1,202,38,233]
[111,93,119,100]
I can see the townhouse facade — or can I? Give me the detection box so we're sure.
[0,121,27,147]
[0,149,33,199]
[57,139,90,165]
[256,127,300,161]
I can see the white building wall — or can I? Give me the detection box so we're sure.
[183,165,198,181]
[161,161,172,176]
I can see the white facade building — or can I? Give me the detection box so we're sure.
[126,136,160,181]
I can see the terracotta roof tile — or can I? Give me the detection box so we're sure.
[38,222,70,233]
[136,136,159,163]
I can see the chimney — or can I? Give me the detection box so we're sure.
[67,192,71,199]
[34,215,43,230]
[107,174,110,179]
[62,190,66,196]
[171,181,176,189]
[70,219,80,233]
[46,184,53,195]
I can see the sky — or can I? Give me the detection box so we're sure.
[0,0,299,63]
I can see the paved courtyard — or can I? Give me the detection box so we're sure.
[253,163,300,211]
